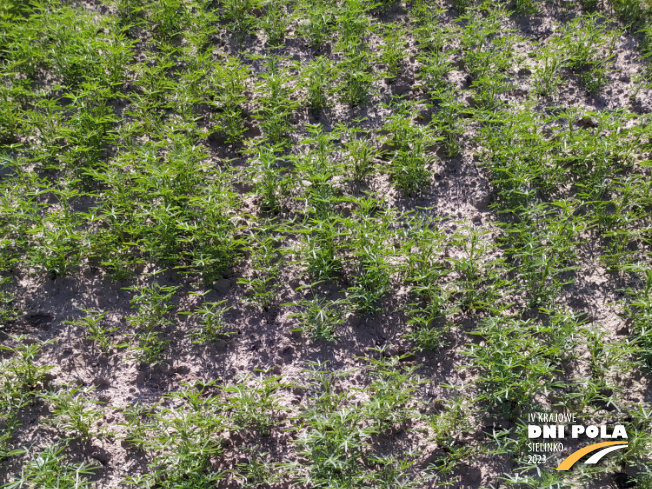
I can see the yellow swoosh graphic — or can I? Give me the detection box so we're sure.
[556,441,628,470]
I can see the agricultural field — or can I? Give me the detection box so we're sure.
[2,0,652,487]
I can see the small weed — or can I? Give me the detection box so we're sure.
[3,444,99,489]
[362,347,423,430]
[0,336,54,392]
[558,14,619,94]
[224,370,289,435]
[238,228,283,310]
[0,277,19,327]
[248,145,290,213]
[65,307,121,354]
[261,0,287,46]
[42,384,105,441]
[533,47,565,97]
[301,56,336,112]
[342,125,378,181]
[235,446,281,487]
[338,48,376,106]
[183,296,233,345]
[120,402,155,451]
[381,24,407,81]
[287,295,346,342]
[125,383,226,488]
[125,279,179,364]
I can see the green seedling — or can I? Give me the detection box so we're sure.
[362,347,423,429]
[366,454,421,488]
[533,47,565,97]
[125,280,179,364]
[222,0,261,43]
[431,89,465,157]
[125,383,226,488]
[338,48,376,106]
[612,0,644,26]
[248,145,290,213]
[297,213,345,281]
[381,24,407,81]
[120,402,155,451]
[558,14,619,94]
[450,224,508,311]
[296,0,335,48]
[382,110,436,193]
[0,277,19,328]
[150,0,190,42]
[293,363,374,487]
[337,0,371,47]
[210,56,251,144]
[42,384,105,441]
[0,335,54,392]
[418,50,454,101]
[344,196,394,314]
[235,446,281,487]
[65,307,121,354]
[293,124,344,216]
[579,0,599,10]
[287,295,346,342]
[458,9,514,78]
[238,229,283,310]
[224,370,289,435]
[343,127,377,181]
[3,444,99,489]
[301,56,336,111]
[254,55,299,145]
[261,0,287,46]
[513,0,537,14]
[182,296,233,345]
[465,314,566,421]
[451,0,472,15]
[390,142,433,195]
[400,212,453,350]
